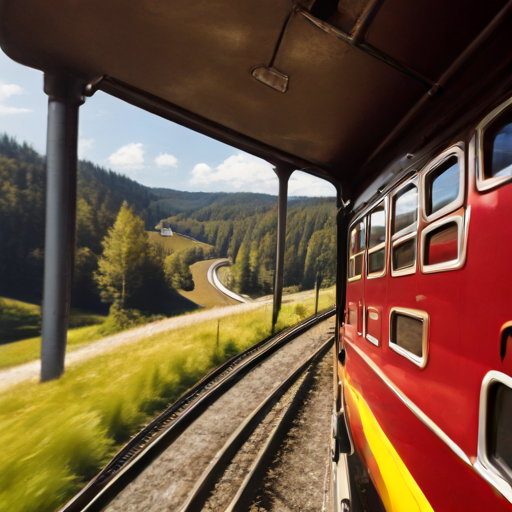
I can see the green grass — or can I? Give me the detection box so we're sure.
[147,231,212,254]
[0,297,107,370]
[0,288,335,512]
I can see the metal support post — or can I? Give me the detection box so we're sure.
[272,164,294,334]
[40,74,85,381]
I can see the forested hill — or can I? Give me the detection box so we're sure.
[0,134,336,304]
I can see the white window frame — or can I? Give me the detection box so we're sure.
[476,96,512,192]
[366,197,388,279]
[475,371,512,503]
[420,207,470,274]
[388,307,429,369]
[390,178,419,277]
[420,144,465,224]
[348,219,365,282]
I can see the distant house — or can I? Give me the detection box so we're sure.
[160,227,173,237]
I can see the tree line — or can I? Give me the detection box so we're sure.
[0,133,336,316]
[160,196,337,296]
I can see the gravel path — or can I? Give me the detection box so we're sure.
[249,351,334,512]
[105,317,335,512]
[0,300,269,393]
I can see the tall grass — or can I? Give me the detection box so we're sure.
[0,288,334,512]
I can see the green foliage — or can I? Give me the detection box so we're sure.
[160,196,337,297]
[95,202,151,307]
[164,254,195,291]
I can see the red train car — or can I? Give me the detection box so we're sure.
[334,95,512,511]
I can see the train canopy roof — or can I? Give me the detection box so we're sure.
[1,0,512,197]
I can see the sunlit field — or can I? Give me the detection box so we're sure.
[0,288,334,512]
[147,231,212,254]
[0,298,107,370]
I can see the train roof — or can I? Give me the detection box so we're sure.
[1,0,512,199]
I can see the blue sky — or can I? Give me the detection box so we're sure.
[0,49,335,197]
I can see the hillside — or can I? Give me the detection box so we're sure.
[0,133,336,309]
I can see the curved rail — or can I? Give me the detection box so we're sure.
[207,259,249,303]
[59,308,335,512]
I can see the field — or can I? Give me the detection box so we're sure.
[0,288,335,512]
[0,298,107,370]
[147,231,213,254]
[178,259,239,308]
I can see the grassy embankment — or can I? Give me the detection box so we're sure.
[0,288,334,512]
[0,298,106,370]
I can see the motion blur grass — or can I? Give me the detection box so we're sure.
[0,298,107,369]
[0,288,334,512]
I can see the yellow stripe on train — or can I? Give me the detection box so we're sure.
[345,382,434,512]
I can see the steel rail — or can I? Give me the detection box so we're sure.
[58,308,335,512]
[180,336,334,512]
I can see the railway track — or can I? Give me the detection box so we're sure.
[59,309,335,512]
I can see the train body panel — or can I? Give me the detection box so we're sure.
[339,94,512,510]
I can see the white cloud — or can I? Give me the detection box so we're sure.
[0,83,32,116]
[78,137,94,157]
[0,105,32,115]
[189,154,336,196]
[190,154,278,194]
[0,84,23,101]
[288,171,337,197]
[107,143,145,170]
[155,153,178,168]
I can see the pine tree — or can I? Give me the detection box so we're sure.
[94,202,150,307]
[164,254,194,291]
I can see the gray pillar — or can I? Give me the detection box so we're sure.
[272,165,293,333]
[40,74,84,382]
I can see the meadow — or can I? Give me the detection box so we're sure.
[0,288,335,512]
[0,298,107,370]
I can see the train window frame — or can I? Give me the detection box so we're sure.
[476,371,512,502]
[348,219,366,282]
[420,208,470,274]
[390,178,418,277]
[388,307,429,369]
[421,144,465,224]
[366,198,388,279]
[476,96,512,192]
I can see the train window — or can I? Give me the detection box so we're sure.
[393,235,416,270]
[348,221,365,281]
[488,383,512,480]
[420,213,465,273]
[427,157,460,215]
[477,98,512,192]
[389,308,429,368]
[393,184,417,236]
[484,110,512,180]
[422,145,464,222]
[391,180,418,277]
[478,371,512,491]
[367,200,387,278]
[424,222,458,265]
